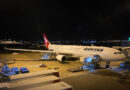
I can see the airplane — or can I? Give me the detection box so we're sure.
[7,33,126,67]
[112,46,130,58]
[112,46,130,51]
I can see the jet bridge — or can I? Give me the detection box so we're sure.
[82,55,101,70]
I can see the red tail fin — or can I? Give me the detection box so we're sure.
[43,33,50,49]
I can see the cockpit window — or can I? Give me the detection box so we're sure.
[114,52,122,54]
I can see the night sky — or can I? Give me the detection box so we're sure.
[0,0,130,41]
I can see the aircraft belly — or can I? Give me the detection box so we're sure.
[56,50,82,57]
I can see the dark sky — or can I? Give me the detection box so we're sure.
[0,0,130,41]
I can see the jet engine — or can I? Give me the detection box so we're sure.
[56,55,66,63]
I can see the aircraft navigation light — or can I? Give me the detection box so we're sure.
[128,37,130,41]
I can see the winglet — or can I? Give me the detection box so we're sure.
[43,33,50,49]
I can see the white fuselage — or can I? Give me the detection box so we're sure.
[49,44,126,62]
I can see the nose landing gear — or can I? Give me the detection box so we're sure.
[105,61,110,68]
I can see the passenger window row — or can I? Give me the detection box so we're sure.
[114,52,122,54]
[84,48,103,52]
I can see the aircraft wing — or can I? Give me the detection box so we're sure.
[7,48,90,62]
[6,48,75,57]
[6,48,56,53]
[7,48,82,61]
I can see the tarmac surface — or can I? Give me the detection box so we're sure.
[63,71,130,90]
[0,50,130,90]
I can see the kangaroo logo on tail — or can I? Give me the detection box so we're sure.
[43,33,50,49]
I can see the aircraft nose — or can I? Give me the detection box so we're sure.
[117,54,126,61]
[122,54,126,60]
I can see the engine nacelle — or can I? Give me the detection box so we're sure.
[56,55,66,63]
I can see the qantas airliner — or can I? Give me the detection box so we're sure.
[43,33,126,61]
[8,33,126,66]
